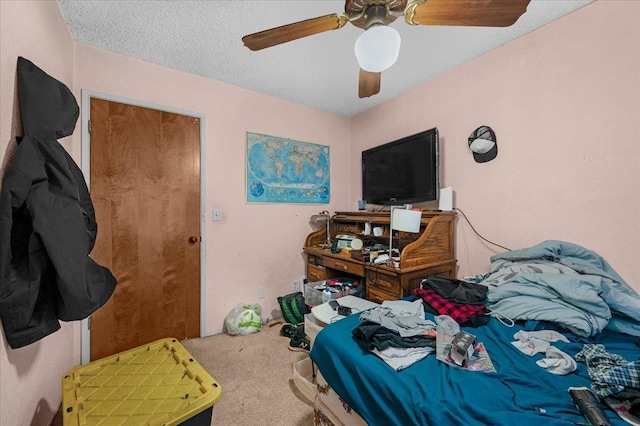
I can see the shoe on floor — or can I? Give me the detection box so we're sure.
[280,323,304,338]
[288,334,310,352]
[280,323,297,338]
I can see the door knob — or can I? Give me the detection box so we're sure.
[188,236,199,245]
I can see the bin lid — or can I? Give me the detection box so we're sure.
[62,338,221,426]
[311,295,379,324]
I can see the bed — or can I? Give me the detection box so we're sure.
[309,241,640,426]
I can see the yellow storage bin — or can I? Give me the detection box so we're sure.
[62,338,221,426]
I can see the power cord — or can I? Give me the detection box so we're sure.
[454,207,511,252]
[499,379,585,425]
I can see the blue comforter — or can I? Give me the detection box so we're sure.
[310,312,640,426]
[475,240,640,337]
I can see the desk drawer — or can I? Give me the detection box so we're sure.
[367,286,399,304]
[307,265,326,282]
[367,271,401,296]
[323,257,364,276]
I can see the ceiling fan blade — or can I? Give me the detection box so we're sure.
[406,0,531,27]
[359,69,381,98]
[243,14,348,51]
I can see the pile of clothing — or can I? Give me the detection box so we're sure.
[352,299,436,371]
[511,329,577,375]
[413,276,490,327]
[578,343,640,423]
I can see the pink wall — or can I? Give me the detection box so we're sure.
[71,45,353,334]
[351,1,640,290]
[0,2,79,425]
[1,1,639,424]
[2,2,352,424]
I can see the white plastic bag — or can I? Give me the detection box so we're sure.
[224,304,263,335]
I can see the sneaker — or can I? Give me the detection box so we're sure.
[288,334,310,352]
[280,323,297,338]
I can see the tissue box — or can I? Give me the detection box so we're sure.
[450,331,476,367]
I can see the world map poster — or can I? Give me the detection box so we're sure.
[246,132,330,204]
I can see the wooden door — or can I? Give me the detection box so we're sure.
[89,98,201,360]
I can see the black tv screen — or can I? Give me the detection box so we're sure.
[362,128,439,205]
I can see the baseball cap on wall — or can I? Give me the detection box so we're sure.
[468,126,497,163]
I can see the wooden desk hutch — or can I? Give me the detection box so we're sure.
[303,211,457,303]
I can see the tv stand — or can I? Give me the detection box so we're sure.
[303,211,457,303]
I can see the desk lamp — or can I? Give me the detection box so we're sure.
[310,210,331,249]
[389,207,422,266]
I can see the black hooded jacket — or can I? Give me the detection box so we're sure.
[0,57,117,348]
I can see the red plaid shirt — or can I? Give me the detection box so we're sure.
[413,288,488,324]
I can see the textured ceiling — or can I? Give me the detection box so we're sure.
[56,0,593,117]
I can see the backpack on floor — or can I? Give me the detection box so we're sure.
[277,292,308,325]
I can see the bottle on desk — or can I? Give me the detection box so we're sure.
[322,287,332,303]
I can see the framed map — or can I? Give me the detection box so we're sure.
[246,132,330,204]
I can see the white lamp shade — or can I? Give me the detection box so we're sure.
[310,214,328,223]
[469,138,495,154]
[391,208,421,233]
[354,25,401,73]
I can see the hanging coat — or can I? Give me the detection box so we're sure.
[0,57,117,349]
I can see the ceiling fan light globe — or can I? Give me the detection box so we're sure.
[354,25,401,73]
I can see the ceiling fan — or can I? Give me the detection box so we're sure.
[242,0,531,98]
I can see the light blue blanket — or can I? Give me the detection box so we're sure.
[474,240,640,337]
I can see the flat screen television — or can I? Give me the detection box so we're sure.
[362,128,439,206]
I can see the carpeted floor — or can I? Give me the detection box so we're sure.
[51,319,315,425]
[182,319,315,425]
